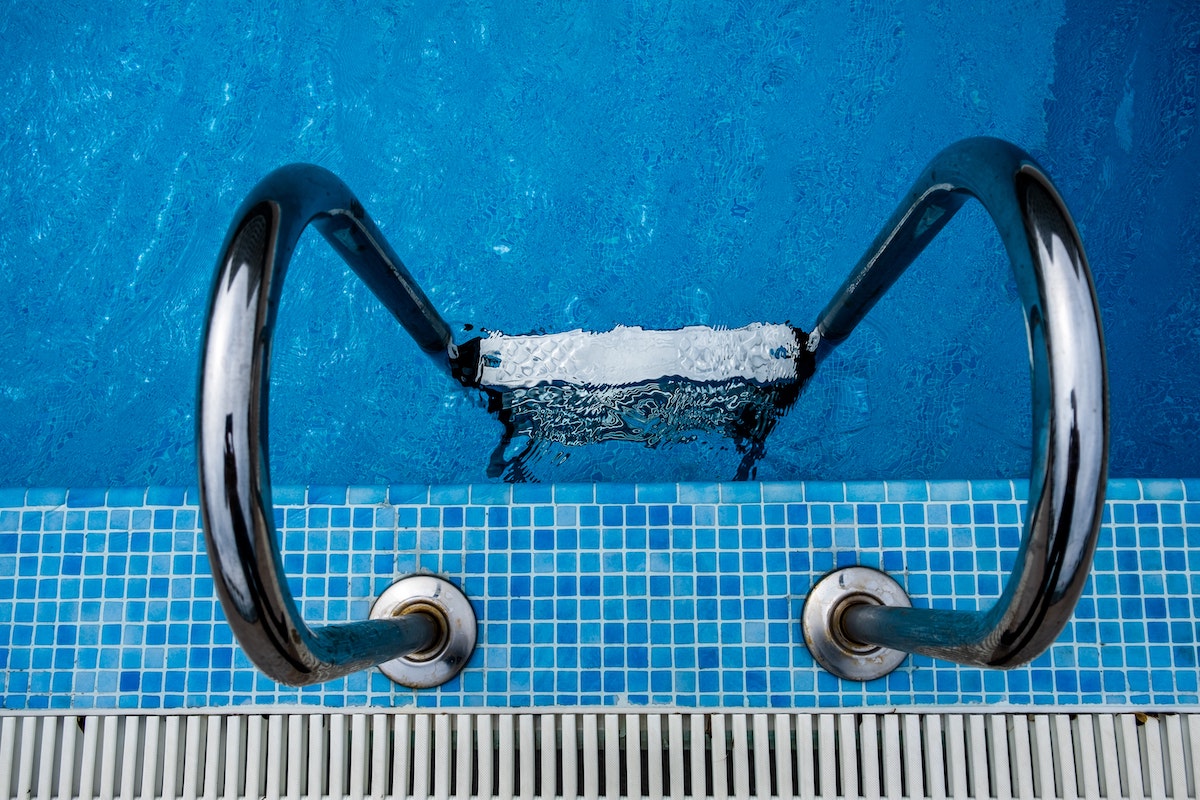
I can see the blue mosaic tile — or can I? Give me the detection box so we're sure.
[106,488,145,507]
[637,484,677,504]
[885,481,928,501]
[66,488,105,508]
[466,483,507,505]
[429,484,470,505]
[1107,479,1142,500]
[720,483,761,504]
[308,486,347,505]
[388,484,429,506]
[762,483,802,503]
[145,487,186,507]
[804,482,844,502]
[845,482,887,502]
[24,488,67,506]
[678,483,719,504]
[550,484,591,504]
[594,483,634,504]
[0,479,1195,710]
[971,480,1013,501]
[347,486,387,504]
[928,481,970,501]
[1142,479,1186,501]
[511,484,553,504]
[271,485,306,505]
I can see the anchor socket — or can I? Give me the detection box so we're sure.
[802,566,912,681]
[369,575,477,688]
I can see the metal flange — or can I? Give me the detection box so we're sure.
[802,566,912,681]
[369,575,477,688]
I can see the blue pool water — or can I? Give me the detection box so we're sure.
[0,1,1197,487]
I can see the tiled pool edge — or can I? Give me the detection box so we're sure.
[1,478,1198,711]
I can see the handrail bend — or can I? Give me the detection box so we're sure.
[197,164,459,686]
[806,138,1108,670]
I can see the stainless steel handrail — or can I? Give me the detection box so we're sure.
[197,164,472,687]
[802,138,1108,677]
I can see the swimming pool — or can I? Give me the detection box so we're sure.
[1,0,1196,488]
[1,7,1198,796]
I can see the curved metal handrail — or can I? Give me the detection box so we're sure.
[197,164,463,686]
[804,137,1108,673]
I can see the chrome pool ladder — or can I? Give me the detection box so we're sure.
[196,137,1107,686]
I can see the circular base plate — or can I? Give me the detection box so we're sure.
[802,566,912,681]
[369,575,477,688]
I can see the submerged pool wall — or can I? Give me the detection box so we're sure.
[1,478,1197,711]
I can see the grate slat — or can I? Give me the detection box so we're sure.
[772,715,791,800]
[644,716,662,800]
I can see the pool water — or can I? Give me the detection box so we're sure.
[1,1,1197,486]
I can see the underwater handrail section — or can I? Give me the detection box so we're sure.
[197,164,473,686]
[802,138,1109,678]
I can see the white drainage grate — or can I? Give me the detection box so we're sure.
[0,711,1197,800]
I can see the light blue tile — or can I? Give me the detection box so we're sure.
[471,483,511,505]
[637,484,677,504]
[308,486,347,505]
[720,483,761,504]
[388,484,429,505]
[972,480,1013,501]
[0,489,27,508]
[146,487,186,506]
[512,484,553,504]
[805,482,844,501]
[678,482,719,504]
[928,481,970,501]
[546,483,589,504]
[1142,479,1184,501]
[106,488,145,507]
[595,483,635,504]
[271,485,306,505]
[347,486,387,504]
[25,488,67,506]
[762,483,800,503]
[1107,479,1142,500]
[429,485,470,505]
[885,481,927,501]
[66,488,105,508]
[844,482,886,502]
